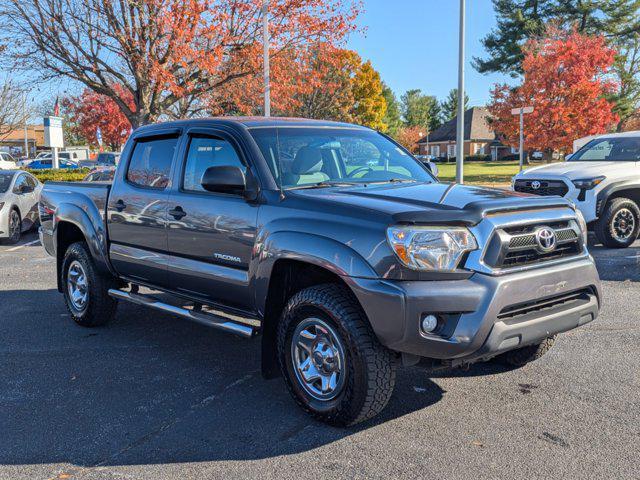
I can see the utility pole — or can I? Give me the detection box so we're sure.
[263,0,270,117]
[23,91,29,158]
[455,0,466,184]
[511,106,534,171]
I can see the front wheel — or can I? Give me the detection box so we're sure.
[277,284,396,426]
[595,197,640,248]
[62,241,118,327]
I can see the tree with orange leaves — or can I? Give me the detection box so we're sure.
[62,86,133,150]
[488,29,619,155]
[1,0,360,128]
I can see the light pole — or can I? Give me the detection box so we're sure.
[455,0,465,184]
[511,106,534,171]
[23,91,29,158]
[263,0,271,117]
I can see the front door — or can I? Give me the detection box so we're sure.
[107,133,180,286]
[165,130,258,312]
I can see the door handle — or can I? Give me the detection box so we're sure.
[114,199,126,212]
[169,206,187,220]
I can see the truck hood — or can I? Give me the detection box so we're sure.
[289,182,572,226]
[518,161,637,179]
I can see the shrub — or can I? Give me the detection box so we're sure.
[27,168,90,183]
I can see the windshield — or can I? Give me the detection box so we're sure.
[571,137,640,162]
[250,127,435,189]
[0,173,14,193]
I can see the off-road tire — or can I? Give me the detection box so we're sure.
[61,241,118,327]
[493,336,556,367]
[595,197,640,248]
[277,284,396,426]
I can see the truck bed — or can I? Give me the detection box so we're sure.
[41,181,111,219]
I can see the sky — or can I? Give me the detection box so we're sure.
[347,0,512,106]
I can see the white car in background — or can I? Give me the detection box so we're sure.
[0,152,18,169]
[513,131,640,248]
[0,170,42,244]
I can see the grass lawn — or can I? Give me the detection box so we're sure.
[436,161,528,186]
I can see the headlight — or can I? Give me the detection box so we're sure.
[386,226,478,271]
[572,176,605,190]
[574,209,588,245]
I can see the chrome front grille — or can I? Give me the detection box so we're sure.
[483,220,584,270]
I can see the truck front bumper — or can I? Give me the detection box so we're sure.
[347,258,601,364]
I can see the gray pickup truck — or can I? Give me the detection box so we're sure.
[39,117,602,426]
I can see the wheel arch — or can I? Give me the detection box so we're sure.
[596,180,640,217]
[53,204,114,292]
[259,258,368,379]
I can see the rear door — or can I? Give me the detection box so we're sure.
[107,130,182,287]
[165,128,259,311]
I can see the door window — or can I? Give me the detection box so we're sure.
[13,174,27,193]
[182,136,245,192]
[127,136,178,189]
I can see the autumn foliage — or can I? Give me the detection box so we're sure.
[395,126,425,153]
[62,86,133,150]
[489,29,619,154]
[1,0,361,127]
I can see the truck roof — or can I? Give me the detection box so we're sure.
[592,130,640,139]
[134,116,370,132]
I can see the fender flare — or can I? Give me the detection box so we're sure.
[252,230,378,317]
[596,178,640,217]
[53,202,115,288]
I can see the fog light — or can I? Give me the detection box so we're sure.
[421,314,439,334]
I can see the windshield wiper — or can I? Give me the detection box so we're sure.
[365,178,418,185]
[287,181,361,190]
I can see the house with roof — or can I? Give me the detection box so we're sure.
[416,106,512,161]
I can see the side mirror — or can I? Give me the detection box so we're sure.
[427,161,439,177]
[201,166,246,195]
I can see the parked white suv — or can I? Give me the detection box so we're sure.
[513,132,640,248]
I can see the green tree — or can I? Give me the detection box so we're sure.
[440,88,469,121]
[401,89,440,133]
[473,0,548,76]
[381,83,402,136]
[475,0,640,76]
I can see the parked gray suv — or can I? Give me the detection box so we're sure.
[39,118,601,425]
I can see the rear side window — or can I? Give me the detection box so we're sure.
[127,136,178,189]
[182,135,245,192]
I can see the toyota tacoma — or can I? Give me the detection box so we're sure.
[39,118,602,425]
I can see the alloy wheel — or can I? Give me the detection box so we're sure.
[291,317,347,401]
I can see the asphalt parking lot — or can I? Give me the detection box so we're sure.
[1,233,639,480]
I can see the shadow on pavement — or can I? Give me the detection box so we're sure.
[589,243,640,282]
[0,288,452,469]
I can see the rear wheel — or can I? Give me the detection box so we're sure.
[595,198,640,248]
[62,241,118,327]
[493,336,556,367]
[277,284,396,426]
[6,209,21,244]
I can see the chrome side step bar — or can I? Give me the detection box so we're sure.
[108,289,257,338]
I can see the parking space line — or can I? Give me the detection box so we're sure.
[5,239,41,252]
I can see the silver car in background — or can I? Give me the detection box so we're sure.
[0,170,42,243]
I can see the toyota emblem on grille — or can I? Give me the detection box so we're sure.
[535,227,557,252]
[531,180,541,190]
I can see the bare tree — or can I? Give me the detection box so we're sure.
[0,81,28,139]
[0,0,358,128]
